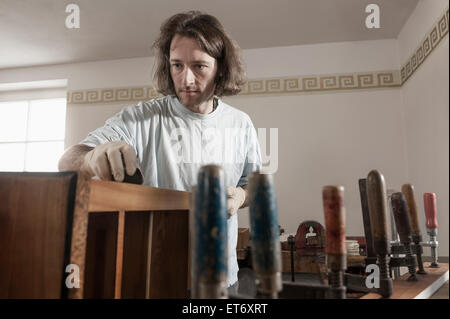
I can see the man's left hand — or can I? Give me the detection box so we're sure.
[226,186,247,218]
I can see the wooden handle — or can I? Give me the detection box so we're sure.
[322,186,346,255]
[390,192,412,244]
[424,193,438,229]
[358,178,376,258]
[366,170,390,255]
[401,184,421,237]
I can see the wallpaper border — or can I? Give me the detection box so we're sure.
[401,7,449,84]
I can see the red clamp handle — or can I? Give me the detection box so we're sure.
[423,193,438,229]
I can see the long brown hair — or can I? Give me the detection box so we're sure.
[152,11,246,97]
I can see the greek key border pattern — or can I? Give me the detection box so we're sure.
[67,7,448,105]
[401,7,449,84]
[239,71,401,95]
[67,70,401,104]
[67,86,162,104]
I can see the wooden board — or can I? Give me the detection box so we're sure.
[0,172,78,298]
[360,262,449,299]
[83,212,118,298]
[147,211,189,298]
[87,179,189,212]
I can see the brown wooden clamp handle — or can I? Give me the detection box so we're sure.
[423,193,438,229]
[401,184,421,238]
[391,192,413,244]
[322,186,346,270]
[366,170,390,255]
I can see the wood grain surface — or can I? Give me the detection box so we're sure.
[0,172,78,298]
[360,262,449,299]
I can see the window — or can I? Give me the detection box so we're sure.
[0,98,66,172]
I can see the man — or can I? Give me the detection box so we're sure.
[58,11,261,294]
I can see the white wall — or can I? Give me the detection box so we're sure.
[0,57,153,90]
[397,0,449,257]
[227,90,405,243]
[0,2,447,257]
[224,39,405,239]
[243,39,399,77]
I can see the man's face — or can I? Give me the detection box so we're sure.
[169,34,218,110]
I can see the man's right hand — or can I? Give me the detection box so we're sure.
[82,141,138,182]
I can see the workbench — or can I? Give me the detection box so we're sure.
[360,262,449,299]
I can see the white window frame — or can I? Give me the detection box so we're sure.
[0,80,68,172]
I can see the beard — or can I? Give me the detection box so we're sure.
[176,86,215,110]
[178,92,204,108]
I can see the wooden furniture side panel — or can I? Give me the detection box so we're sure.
[121,211,151,298]
[148,210,189,298]
[0,172,77,298]
[83,212,118,299]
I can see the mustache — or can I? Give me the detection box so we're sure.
[180,88,200,91]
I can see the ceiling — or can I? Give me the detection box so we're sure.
[0,0,419,70]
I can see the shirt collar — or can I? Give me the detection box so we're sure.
[170,95,223,120]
